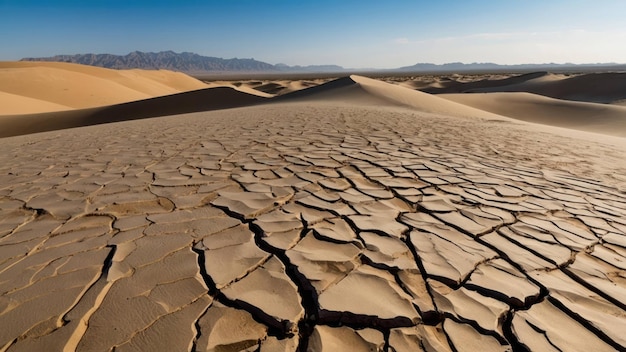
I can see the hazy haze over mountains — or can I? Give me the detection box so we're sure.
[20,51,625,74]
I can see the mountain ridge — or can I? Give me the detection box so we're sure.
[20,51,626,73]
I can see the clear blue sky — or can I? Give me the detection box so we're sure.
[1,0,625,68]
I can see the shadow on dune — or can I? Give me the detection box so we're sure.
[0,87,268,138]
[423,72,626,104]
[272,76,359,101]
[421,71,549,94]
[3,73,626,139]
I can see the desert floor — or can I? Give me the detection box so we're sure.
[0,64,625,351]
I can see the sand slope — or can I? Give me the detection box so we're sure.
[0,91,71,114]
[441,92,626,137]
[0,87,268,138]
[420,71,551,94]
[277,75,510,121]
[475,72,626,104]
[0,61,208,114]
[423,71,626,104]
[203,81,274,97]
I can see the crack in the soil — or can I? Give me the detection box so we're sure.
[246,221,319,351]
[547,296,624,351]
[502,309,531,352]
[191,244,294,338]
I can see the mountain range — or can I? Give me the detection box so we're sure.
[20,51,625,73]
[20,51,345,74]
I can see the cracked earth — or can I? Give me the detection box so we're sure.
[0,101,625,351]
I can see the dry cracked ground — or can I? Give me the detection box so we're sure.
[0,102,625,351]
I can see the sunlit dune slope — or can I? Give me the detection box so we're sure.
[0,91,71,114]
[0,61,208,114]
[441,92,626,137]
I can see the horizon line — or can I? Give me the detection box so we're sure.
[10,50,626,70]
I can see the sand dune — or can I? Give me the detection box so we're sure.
[204,78,332,97]
[203,81,274,97]
[441,92,626,137]
[422,71,626,104]
[474,72,626,104]
[276,75,510,121]
[420,71,551,94]
[0,91,71,114]
[4,72,626,139]
[0,87,267,138]
[0,61,208,114]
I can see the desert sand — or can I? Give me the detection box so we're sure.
[0,64,625,351]
[0,61,208,114]
[440,92,626,137]
[418,71,626,104]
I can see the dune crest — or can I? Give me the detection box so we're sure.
[350,75,508,119]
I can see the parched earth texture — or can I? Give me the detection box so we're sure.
[0,102,625,351]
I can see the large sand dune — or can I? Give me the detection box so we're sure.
[0,61,208,114]
[0,66,625,351]
[0,87,267,137]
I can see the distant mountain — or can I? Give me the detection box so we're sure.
[275,63,345,72]
[397,62,622,72]
[20,51,624,73]
[20,51,347,73]
[21,51,277,73]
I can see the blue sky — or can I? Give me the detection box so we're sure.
[1,0,625,68]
